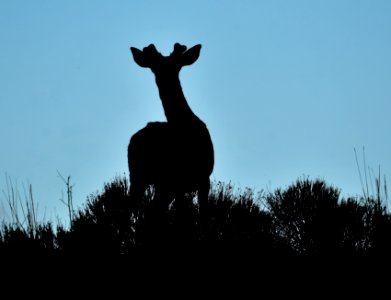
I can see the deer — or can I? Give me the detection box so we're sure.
[128,43,214,217]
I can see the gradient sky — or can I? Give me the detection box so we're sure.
[1,0,390,225]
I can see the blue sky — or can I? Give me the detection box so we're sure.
[1,1,390,224]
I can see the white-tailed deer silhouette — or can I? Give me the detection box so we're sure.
[128,43,214,214]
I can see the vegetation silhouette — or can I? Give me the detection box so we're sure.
[128,43,214,220]
[1,177,390,256]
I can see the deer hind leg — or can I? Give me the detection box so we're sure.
[129,180,148,214]
[173,189,196,245]
[152,183,174,212]
[198,177,210,216]
[143,182,174,227]
[138,183,175,247]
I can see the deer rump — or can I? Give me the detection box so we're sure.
[128,121,214,189]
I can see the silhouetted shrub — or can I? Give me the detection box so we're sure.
[205,182,279,253]
[266,179,357,255]
[360,197,391,254]
[265,178,391,256]
[1,176,391,256]
[57,176,136,254]
[0,223,56,254]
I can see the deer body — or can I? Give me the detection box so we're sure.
[128,44,214,212]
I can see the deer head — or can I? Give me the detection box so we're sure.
[130,43,201,76]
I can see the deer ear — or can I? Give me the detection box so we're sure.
[130,47,149,68]
[180,44,202,66]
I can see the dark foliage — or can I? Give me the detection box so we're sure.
[1,177,390,256]
[265,178,391,256]
[0,223,56,254]
[56,177,135,254]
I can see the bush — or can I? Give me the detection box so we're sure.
[1,176,391,256]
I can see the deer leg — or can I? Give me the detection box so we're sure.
[140,184,174,247]
[145,183,174,228]
[198,178,210,217]
[153,183,174,212]
[129,181,146,211]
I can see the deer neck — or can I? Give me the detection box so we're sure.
[155,75,200,125]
